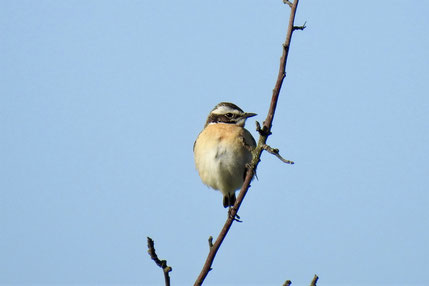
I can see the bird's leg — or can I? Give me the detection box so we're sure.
[228,207,242,223]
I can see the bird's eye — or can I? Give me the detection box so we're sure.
[225,113,233,118]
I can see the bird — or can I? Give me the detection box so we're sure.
[193,102,257,208]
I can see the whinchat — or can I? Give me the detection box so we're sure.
[193,102,256,208]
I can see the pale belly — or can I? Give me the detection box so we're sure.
[194,137,252,196]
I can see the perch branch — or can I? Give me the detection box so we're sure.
[194,1,303,285]
[147,237,172,286]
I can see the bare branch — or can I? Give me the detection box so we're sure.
[147,237,172,286]
[310,274,319,286]
[263,0,301,132]
[193,169,255,286]
[194,1,302,285]
[262,144,294,164]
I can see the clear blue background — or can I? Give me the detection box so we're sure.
[1,1,428,285]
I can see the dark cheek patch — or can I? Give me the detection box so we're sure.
[206,114,237,125]
[218,115,236,124]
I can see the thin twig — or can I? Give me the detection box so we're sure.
[208,236,213,248]
[193,1,303,285]
[293,21,307,31]
[262,144,294,164]
[310,274,319,286]
[263,0,302,133]
[147,237,172,286]
[283,0,293,8]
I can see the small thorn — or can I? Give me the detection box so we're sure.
[293,21,307,31]
[255,121,262,132]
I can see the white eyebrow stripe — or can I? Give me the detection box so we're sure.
[211,106,242,115]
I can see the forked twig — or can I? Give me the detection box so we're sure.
[256,121,294,164]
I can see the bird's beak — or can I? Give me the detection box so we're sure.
[243,112,257,118]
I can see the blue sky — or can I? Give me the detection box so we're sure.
[1,1,428,285]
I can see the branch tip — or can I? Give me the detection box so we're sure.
[310,274,319,286]
[293,21,307,31]
[147,237,172,286]
[262,144,294,164]
[255,121,261,132]
[283,0,293,7]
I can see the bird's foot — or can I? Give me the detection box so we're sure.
[228,207,242,223]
